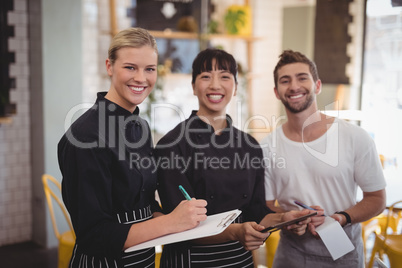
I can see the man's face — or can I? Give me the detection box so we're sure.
[274,62,321,114]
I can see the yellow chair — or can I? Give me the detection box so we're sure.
[155,245,162,267]
[42,174,76,268]
[362,214,387,262]
[362,205,402,263]
[265,231,280,268]
[368,200,402,268]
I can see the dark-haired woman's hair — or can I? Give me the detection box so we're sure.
[191,48,238,84]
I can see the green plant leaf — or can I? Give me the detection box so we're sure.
[224,9,248,34]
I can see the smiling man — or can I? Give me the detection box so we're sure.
[261,50,386,268]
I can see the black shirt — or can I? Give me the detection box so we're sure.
[155,111,272,267]
[58,92,161,267]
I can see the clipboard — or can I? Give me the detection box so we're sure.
[125,209,242,252]
[261,211,318,233]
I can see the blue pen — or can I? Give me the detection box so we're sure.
[294,200,325,216]
[179,185,192,201]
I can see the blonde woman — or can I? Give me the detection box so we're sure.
[58,28,207,267]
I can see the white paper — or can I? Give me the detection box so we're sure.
[125,209,242,253]
[315,217,355,260]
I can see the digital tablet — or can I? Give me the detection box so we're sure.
[261,211,318,233]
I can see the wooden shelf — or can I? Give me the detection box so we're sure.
[207,33,263,42]
[0,117,12,124]
[149,30,198,40]
[149,30,263,42]
[148,29,265,120]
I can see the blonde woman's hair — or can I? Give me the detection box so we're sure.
[108,27,158,65]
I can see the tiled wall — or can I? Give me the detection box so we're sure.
[83,0,131,103]
[0,0,31,246]
[251,0,283,141]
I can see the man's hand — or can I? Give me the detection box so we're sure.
[306,205,326,237]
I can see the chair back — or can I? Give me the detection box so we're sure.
[367,200,402,268]
[42,174,75,240]
[383,200,402,239]
[374,256,388,268]
[265,230,280,268]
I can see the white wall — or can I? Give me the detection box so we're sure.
[41,0,83,247]
[250,0,284,141]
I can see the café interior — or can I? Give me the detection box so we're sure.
[0,0,401,267]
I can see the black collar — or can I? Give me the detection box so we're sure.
[189,110,233,133]
[96,92,140,119]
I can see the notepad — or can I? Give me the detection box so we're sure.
[125,209,242,252]
[315,217,355,260]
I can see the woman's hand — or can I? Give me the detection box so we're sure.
[166,199,208,233]
[282,209,313,236]
[231,222,271,251]
[124,199,207,249]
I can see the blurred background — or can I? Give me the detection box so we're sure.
[0,0,401,267]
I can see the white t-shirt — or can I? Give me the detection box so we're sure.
[261,118,386,265]
[261,117,386,216]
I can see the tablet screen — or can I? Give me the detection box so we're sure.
[261,211,318,233]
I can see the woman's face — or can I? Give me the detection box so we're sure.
[193,60,237,116]
[106,46,157,113]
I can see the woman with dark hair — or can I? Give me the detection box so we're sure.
[155,48,311,267]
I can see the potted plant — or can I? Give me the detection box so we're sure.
[224,5,252,35]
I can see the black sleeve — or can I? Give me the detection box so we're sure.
[243,137,274,223]
[58,137,131,258]
[155,131,193,214]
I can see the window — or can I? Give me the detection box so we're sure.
[361,0,402,204]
